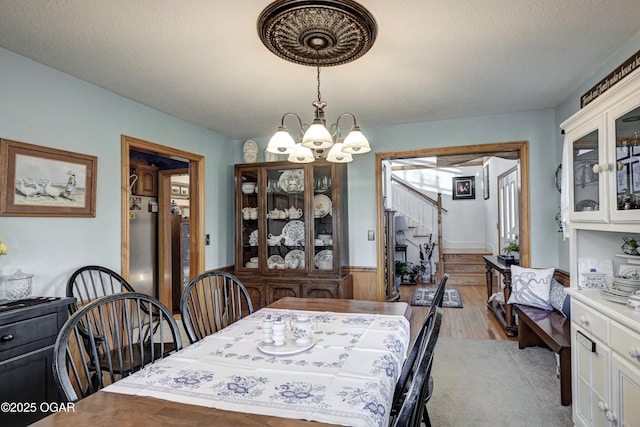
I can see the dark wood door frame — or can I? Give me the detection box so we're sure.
[375,141,530,301]
[121,135,205,312]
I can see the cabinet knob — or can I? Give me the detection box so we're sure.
[605,409,617,422]
[592,162,610,173]
[579,316,590,326]
[0,334,14,342]
[598,401,608,412]
[629,347,640,361]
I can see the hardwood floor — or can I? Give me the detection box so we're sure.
[398,280,516,341]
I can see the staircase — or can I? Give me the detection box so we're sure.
[442,249,490,286]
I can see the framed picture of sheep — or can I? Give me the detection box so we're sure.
[0,139,97,217]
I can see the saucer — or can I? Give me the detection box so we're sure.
[258,338,315,356]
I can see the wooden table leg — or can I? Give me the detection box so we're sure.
[502,271,516,336]
[485,263,493,301]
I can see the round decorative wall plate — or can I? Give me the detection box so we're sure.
[243,140,258,163]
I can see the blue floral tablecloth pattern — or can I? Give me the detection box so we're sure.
[104,306,410,427]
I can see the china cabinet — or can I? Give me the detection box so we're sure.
[562,68,640,225]
[234,160,352,309]
[562,66,640,427]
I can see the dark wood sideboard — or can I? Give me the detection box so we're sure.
[0,297,75,426]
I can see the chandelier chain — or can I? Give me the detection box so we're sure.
[316,66,321,103]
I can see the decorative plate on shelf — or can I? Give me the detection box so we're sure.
[576,199,597,212]
[313,194,332,218]
[282,220,305,243]
[599,290,630,305]
[267,255,285,269]
[278,169,304,193]
[285,249,305,269]
[314,250,333,269]
[618,264,640,278]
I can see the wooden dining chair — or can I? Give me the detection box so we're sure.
[66,265,168,380]
[180,270,254,343]
[391,307,443,427]
[392,274,448,412]
[53,292,183,402]
[66,265,135,313]
[430,273,449,310]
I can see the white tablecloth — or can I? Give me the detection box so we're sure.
[104,306,410,427]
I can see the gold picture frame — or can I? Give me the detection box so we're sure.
[0,139,98,217]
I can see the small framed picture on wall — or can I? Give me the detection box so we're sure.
[482,164,490,200]
[452,176,476,200]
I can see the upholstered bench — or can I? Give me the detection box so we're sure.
[512,269,571,406]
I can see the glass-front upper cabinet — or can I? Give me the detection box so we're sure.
[264,166,306,271]
[237,167,260,271]
[609,98,640,222]
[235,160,347,277]
[569,117,608,222]
[312,164,334,272]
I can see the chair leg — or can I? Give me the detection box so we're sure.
[423,406,432,427]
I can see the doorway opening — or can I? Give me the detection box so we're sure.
[121,135,205,313]
[375,141,530,301]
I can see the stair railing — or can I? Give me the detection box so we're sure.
[391,176,446,282]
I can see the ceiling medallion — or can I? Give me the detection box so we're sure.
[257,0,377,67]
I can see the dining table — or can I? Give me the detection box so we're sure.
[31,297,423,427]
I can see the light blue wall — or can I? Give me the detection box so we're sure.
[240,110,560,269]
[345,109,559,268]
[0,48,234,296]
[3,26,639,296]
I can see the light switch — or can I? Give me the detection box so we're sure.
[367,230,375,241]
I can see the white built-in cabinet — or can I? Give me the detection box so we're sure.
[562,67,640,427]
[569,292,640,426]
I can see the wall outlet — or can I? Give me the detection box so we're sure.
[205,234,210,245]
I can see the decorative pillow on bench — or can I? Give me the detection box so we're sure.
[549,278,571,318]
[507,266,554,311]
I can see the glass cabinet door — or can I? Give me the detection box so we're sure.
[610,102,640,221]
[265,167,306,271]
[312,164,335,272]
[570,119,607,222]
[239,168,259,270]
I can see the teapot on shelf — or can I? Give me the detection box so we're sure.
[622,237,639,256]
[288,206,303,219]
[267,233,282,246]
[268,208,287,219]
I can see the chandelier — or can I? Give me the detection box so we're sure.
[258,0,377,163]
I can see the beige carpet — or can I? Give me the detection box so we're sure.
[427,337,572,426]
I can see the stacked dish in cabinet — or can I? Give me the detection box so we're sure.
[234,160,352,309]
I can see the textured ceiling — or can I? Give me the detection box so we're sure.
[1,1,640,140]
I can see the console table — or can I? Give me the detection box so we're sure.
[483,255,517,336]
[0,297,75,426]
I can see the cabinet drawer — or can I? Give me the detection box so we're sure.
[571,300,608,341]
[0,313,58,353]
[611,321,640,368]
